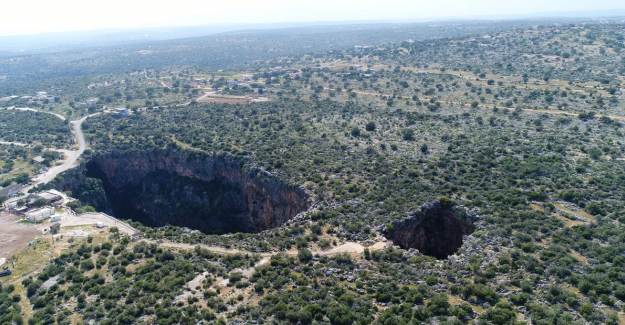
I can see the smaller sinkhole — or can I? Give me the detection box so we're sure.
[385,200,476,259]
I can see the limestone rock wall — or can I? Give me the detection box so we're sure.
[385,201,477,259]
[65,149,309,233]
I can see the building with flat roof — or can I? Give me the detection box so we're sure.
[32,191,64,206]
[25,206,55,223]
[112,107,130,118]
[3,197,22,210]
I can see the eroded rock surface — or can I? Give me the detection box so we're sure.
[59,149,309,234]
[385,200,476,259]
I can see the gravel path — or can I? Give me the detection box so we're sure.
[22,112,100,193]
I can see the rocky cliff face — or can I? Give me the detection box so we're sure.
[385,200,477,259]
[68,149,309,234]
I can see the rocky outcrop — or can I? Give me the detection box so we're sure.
[65,149,309,234]
[385,200,477,259]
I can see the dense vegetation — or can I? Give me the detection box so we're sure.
[0,110,71,147]
[19,230,258,324]
[76,91,625,322]
[2,19,625,323]
[0,19,570,94]
[0,143,62,188]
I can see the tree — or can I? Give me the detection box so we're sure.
[588,147,602,160]
[365,122,376,132]
[401,128,415,141]
[427,294,449,316]
[327,304,354,325]
[483,302,516,324]
[297,248,313,262]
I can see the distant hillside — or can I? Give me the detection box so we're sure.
[0,19,586,93]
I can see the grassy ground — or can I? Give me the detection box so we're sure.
[7,237,54,320]
[0,159,34,182]
[4,227,110,322]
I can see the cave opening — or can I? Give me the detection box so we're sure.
[385,201,476,259]
[81,150,308,234]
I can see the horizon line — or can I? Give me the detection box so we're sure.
[1,8,625,39]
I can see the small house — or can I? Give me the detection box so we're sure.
[25,207,55,223]
[34,191,64,206]
[3,197,22,210]
[86,98,99,108]
[112,107,130,118]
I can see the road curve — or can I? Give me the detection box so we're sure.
[22,113,100,193]
[0,107,66,121]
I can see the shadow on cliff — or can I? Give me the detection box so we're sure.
[54,149,309,234]
[384,199,477,259]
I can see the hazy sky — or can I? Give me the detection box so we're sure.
[1,0,624,36]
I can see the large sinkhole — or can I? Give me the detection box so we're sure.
[80,150,309,234]
[385,200,476,259]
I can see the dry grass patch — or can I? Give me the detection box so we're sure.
[569,250,589,265]
[447,295,486,315]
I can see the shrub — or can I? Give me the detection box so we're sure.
[401,128,415,141]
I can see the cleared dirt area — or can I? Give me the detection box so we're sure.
[553,202,595,228]
[196,91,269,105]
[157,239,389,259]
[196,91,251,104]
[0,212,43,260]
[61,212,138,236]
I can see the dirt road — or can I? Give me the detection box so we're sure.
[22,113,99,192]
[158,238,390,289]
[0,141,28,147]
[0,107,66,121]
[156,239,389,259]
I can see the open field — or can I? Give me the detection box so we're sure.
[0,212,43,261]
[196,91,268,105]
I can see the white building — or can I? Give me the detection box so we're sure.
[34,190,64,206]
[112,107,130,117]
[86,98,99,108]
[3,197,21,210]
[25,207,55,223]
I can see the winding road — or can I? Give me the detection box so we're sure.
[4,107,392,279]
[0,107,66,121]
[16,111,100,193]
